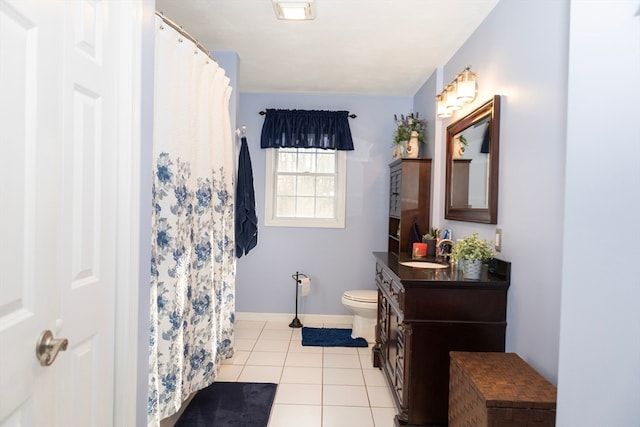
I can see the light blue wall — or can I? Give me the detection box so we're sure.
[414,0,569,384]
[412,1,640,425]
[235,93,411,315]
[557,1,640,426]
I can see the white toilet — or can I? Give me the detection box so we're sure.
[341,290,378,343]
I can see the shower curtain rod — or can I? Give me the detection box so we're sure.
[259,110,357,118]
[155,11,218,65]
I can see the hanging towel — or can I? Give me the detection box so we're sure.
[235,136,258,257]
[480,122,491,153]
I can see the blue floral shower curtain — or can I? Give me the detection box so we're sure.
[148,16,235,426]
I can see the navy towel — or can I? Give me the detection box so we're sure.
[235,137,258,258]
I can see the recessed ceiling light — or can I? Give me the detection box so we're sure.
[272,0,316,20]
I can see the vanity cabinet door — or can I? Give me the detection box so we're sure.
[389,165,402,218]
[376,292,388,360]
[394,321,405,405]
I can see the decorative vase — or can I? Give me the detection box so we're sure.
[462,259,483,280]
[393,141,406,159]
[453,138,465,159]
[393,144,402,159]
[405,130,420,158]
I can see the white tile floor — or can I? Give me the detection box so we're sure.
[218,319,397,427]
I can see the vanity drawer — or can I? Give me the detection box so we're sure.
[377,263,393,291]
[402,286,507,322]
[375,263,404,323]
[390,278,403,309]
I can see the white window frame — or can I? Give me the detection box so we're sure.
[264,148,347,228]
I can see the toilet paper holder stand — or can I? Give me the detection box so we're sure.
[289,271,307,328]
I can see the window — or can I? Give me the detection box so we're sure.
[265,147,346,228]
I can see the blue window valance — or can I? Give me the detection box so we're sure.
[260,109,354,151]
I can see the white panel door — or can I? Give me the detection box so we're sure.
[0,0,122,425]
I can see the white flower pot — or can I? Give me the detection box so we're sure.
[405,131,420,158]
[462,259,483,280]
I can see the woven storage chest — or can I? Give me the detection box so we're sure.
[449,352,557,427]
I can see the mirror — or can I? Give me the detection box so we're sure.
[445,95,501,224]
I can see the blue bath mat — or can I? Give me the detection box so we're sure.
[175,382,277,427]
[301,327,368,347]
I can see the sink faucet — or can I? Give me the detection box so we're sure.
[436,239,455,259]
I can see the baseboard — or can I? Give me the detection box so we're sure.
[236,311,353,326]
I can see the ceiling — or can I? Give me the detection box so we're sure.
[155,0,499,96]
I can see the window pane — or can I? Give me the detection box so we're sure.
[316,152,336,173]
[276,175,296,196]
[315,176,335,197]
[296,197,316,217]
[315,197,334,218]
[297,152,315,173]
[276,196,296,217]
[296,176,316,197]
[277,151,297,172]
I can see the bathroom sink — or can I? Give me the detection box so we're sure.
[400,261,448,269]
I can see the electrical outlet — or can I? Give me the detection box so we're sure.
[495,228,502,252]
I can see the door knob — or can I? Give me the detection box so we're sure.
[36,330,68,366]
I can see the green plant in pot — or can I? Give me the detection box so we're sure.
[451,233,496,279]
[422,227,440,257]
[392,113,427,159]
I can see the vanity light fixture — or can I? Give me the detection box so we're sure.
[272,0,316,20]
[436,93,452,118]
[436,66,478,119]
[445,83,463,111]
[456,66,478,102]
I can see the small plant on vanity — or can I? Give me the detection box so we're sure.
[451,233,496,280]
[422,227,440,242]
[421,227,440,257]
[451,233,495,262]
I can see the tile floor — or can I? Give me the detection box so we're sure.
[218,319,397,427]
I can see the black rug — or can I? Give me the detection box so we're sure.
[175,382,277,427]
[301,327,368,347]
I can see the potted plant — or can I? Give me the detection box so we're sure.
[450,233,496,279]
[393,113,427,159]
[422,227,440,257]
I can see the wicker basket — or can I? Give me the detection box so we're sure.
[449,352,557,427]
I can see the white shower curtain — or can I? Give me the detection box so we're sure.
[148,16,235,426]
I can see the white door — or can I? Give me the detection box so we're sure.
[0,0,124,425]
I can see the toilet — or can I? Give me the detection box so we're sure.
[341,290,378,343]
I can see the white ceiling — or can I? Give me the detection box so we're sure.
[155,0,499,96]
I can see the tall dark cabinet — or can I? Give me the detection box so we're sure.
[387,159,432,257]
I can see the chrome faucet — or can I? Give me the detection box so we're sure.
[436,239,455,258]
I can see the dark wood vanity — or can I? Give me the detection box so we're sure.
[372,253,511,427]
[381,101,507,425]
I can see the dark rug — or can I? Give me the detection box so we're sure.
[175,382,277,427]
[301,327,368,347]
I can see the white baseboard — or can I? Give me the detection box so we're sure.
[236,311,354,326]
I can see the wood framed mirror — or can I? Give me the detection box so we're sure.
[445,95,501,224]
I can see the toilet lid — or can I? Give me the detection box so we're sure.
[343,290,377,303]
